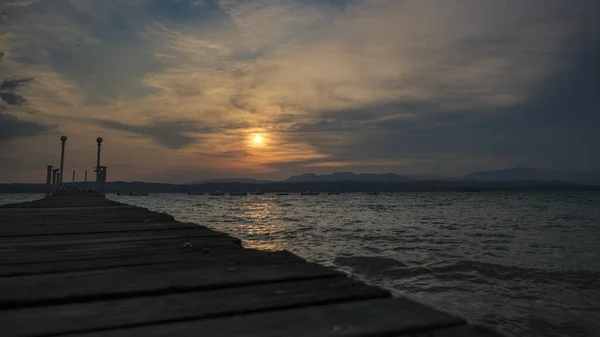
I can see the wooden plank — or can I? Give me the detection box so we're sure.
[0,254,343,309]
[0,209,172,219]
[0,237,243,265]
[57,298,464,337]
[1,277,390,337]
[0,248,302,277]
[0,206,153,215]
[0,215,175,226]
[0,200,122,208]
[0,227,232,244]
[0,221,198,236]
[0,215,171,223]
[0,238,241,254]
[0,229,240,251]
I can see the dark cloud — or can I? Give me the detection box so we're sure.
[291,32,600,172]
[8,0,164,103]
[94,118,210,149]
[0,113,50,142]
[0,77,33,106]
[144,0,230,25]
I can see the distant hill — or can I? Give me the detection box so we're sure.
[285,172,410,182]
[187,178,274,184]
[463,167,600,185]
[2,179,596,194]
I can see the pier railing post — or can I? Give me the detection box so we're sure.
[46,165,52,197]
[51,169,58,194]
[102,167,107,196]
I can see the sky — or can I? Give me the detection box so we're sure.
[0,0,598,183]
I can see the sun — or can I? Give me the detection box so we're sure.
[252,134,263,144]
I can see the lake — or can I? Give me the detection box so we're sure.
[2,191,599,337]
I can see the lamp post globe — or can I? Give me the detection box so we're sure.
[96,137,103,144]
[61,136,68,143]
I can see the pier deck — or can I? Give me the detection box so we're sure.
[1,195,501,337]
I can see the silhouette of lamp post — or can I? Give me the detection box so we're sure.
[59,136,67,186]
[96,137,103,182]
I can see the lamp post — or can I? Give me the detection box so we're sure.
[96,137,103,182]
[59,136,67,185]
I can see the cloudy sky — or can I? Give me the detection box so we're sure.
[0,0,598,183]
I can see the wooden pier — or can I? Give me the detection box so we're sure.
[1,194,501,337]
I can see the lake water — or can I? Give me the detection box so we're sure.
[2,191,599,337]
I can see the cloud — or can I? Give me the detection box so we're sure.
[290,31,600,173]
[0,0,598,182]
[93,118,209,149]
[0,113,51,142]
[0,77,33,106]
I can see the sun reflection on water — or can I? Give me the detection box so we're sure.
[238,202,287,251]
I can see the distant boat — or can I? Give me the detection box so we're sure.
[230,192,248,196]
[328,192,341,195]
[366,192,380,195]
[276,193,290,196]
[301,191,320,196]
[118,192,148,196]
[208,191,226,196]
[188,192,205,195]
[250,191,265,195]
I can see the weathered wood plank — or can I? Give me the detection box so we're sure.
[0,227,232,245]
[0,198,121,208]
[1,277,390,337]
[0,237,243,265]
[0,235,241,255]
[0,209,172,218]
[57,298,464,337]
[0,215,175,226]
[0,221,198,236]
[0,254,343,309]
[0,206,154,215]
[0,248,302,277]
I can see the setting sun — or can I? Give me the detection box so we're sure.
[252,134,263,144]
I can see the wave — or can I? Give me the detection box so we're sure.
[333,255,600,292]
[334,255,409,273]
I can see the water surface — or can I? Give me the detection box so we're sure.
[2,191,599,337]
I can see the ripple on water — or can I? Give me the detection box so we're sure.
[104,191,600,337]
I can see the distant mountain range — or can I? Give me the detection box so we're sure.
[463,167,600,185]
[285,172,410,182]
[2,168,599,194]
[187,178,274,184]
[189,169,600,185]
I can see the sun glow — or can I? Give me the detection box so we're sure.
[252,134,263,144]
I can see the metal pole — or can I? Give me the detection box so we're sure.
[97,144,101,169]
[46,165,52,197]
[103,166,108,196]
[96,137,103,183]
[59,136,67,185]
[72,169,75,183]
[85,170,88,183]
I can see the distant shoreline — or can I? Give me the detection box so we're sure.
[2,180,599,194]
